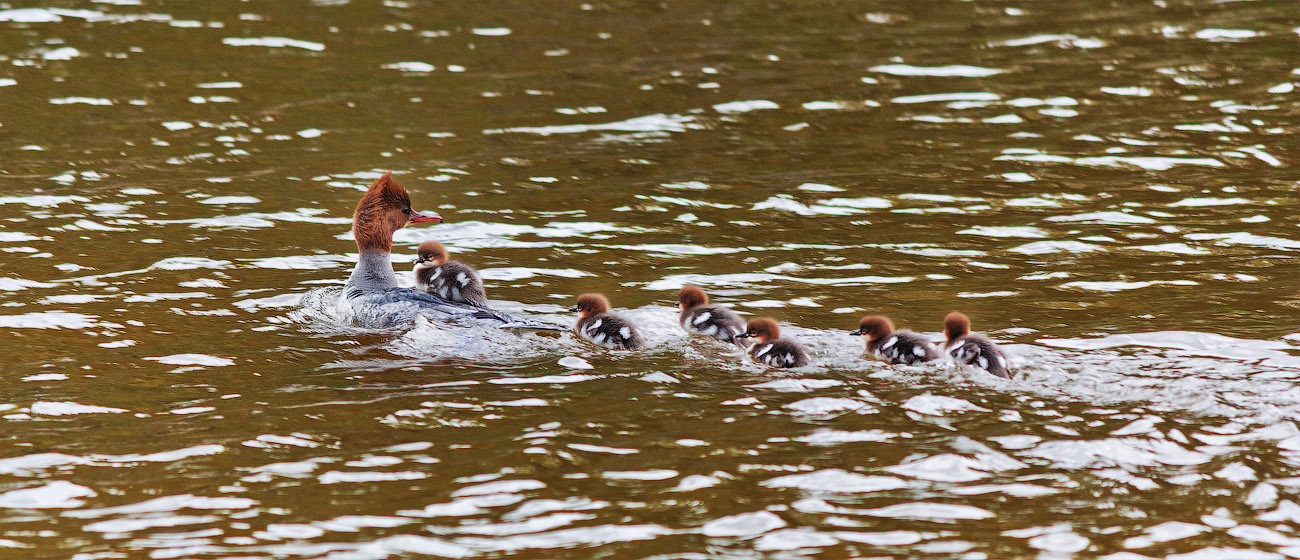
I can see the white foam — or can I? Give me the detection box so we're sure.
[713,100,780,113]
[0,194,90,207]
[1009,241,1106,255]
[785,397,874,415]
[1131,243,1210,255]
[0,453,85,475]
[1046,211,1156,224]
[902,395,991,415]
[996,150,1224,170]
[484,113,699,135]
[994,34,1105,48]
[1168,197,1251,207]
[0,8,103,22]
[793,429,896,444]
[318,471,428,484]
[958,226,1048,238]
[885,454,994,482]
[862,502,995,520]
[1061,280,1198,291]
[748,379,844,392]
[490,375,598,384]
[479,268,594,281]
[753,194,865,216]
[557,357,594,370]
[49,97,113,105]
[1024,438,1209,469]
[95,444,225,464]
[1195,28,1261,41]
[42,47,80,60]
[143,354,235,367]
[892,92,1000,104]
[763,469,906,493]
[603,469,678,481]
[0,278,57,292]
[0,481,95,508]
[1186,232,1300,251]
[817,196,893,209]
[870,64,1003,77]
[452,479,546,497]
[567,443,637,455]
[796,183,845,192]
[1100,86,1154,96]
[199,196,260,205]
[701,511,786,537]
[31,401,127,415]
[66,494,255,518]
[383,61,435,72]
[222,37,325,51]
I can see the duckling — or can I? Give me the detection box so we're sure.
[943,312,1010,378]
[412,241,489,307]
[677,285,746,349]
[850,315,939,365]
[570,293,645,350]
[738,317,811,368]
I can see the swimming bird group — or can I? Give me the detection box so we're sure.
[342,173,1009,378]
[570,288,1005,378]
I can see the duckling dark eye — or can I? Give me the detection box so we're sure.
[402,207,412,215]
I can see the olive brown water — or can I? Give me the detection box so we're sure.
[2,1,1299,557]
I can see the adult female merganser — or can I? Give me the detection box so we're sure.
[737,317,811,367]
[850,315,939,365]
[677,285,746,349]
[413,241,488,307]
[338,172,544,329]
[943,312,1010,378]
[570,293,646,350]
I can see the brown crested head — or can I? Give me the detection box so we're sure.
[944,312,971,341]
[678,285,708,310]
[572,293,611,317]
[416,241,448,265]
[853,315,894,341]
[352,172,442,252]
[743,317,781,342]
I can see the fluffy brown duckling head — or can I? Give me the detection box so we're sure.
[850,315,894,342]
[738,317,781,344]
[415,241,448,266]
[570,293,611,319]
[677,285,708,310]
[943,311,972,341]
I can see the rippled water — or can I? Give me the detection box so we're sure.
[2,0,1300,557]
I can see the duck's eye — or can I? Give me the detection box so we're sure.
[402,207,412,215]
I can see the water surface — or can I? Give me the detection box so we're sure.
[2,0,1299,557]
